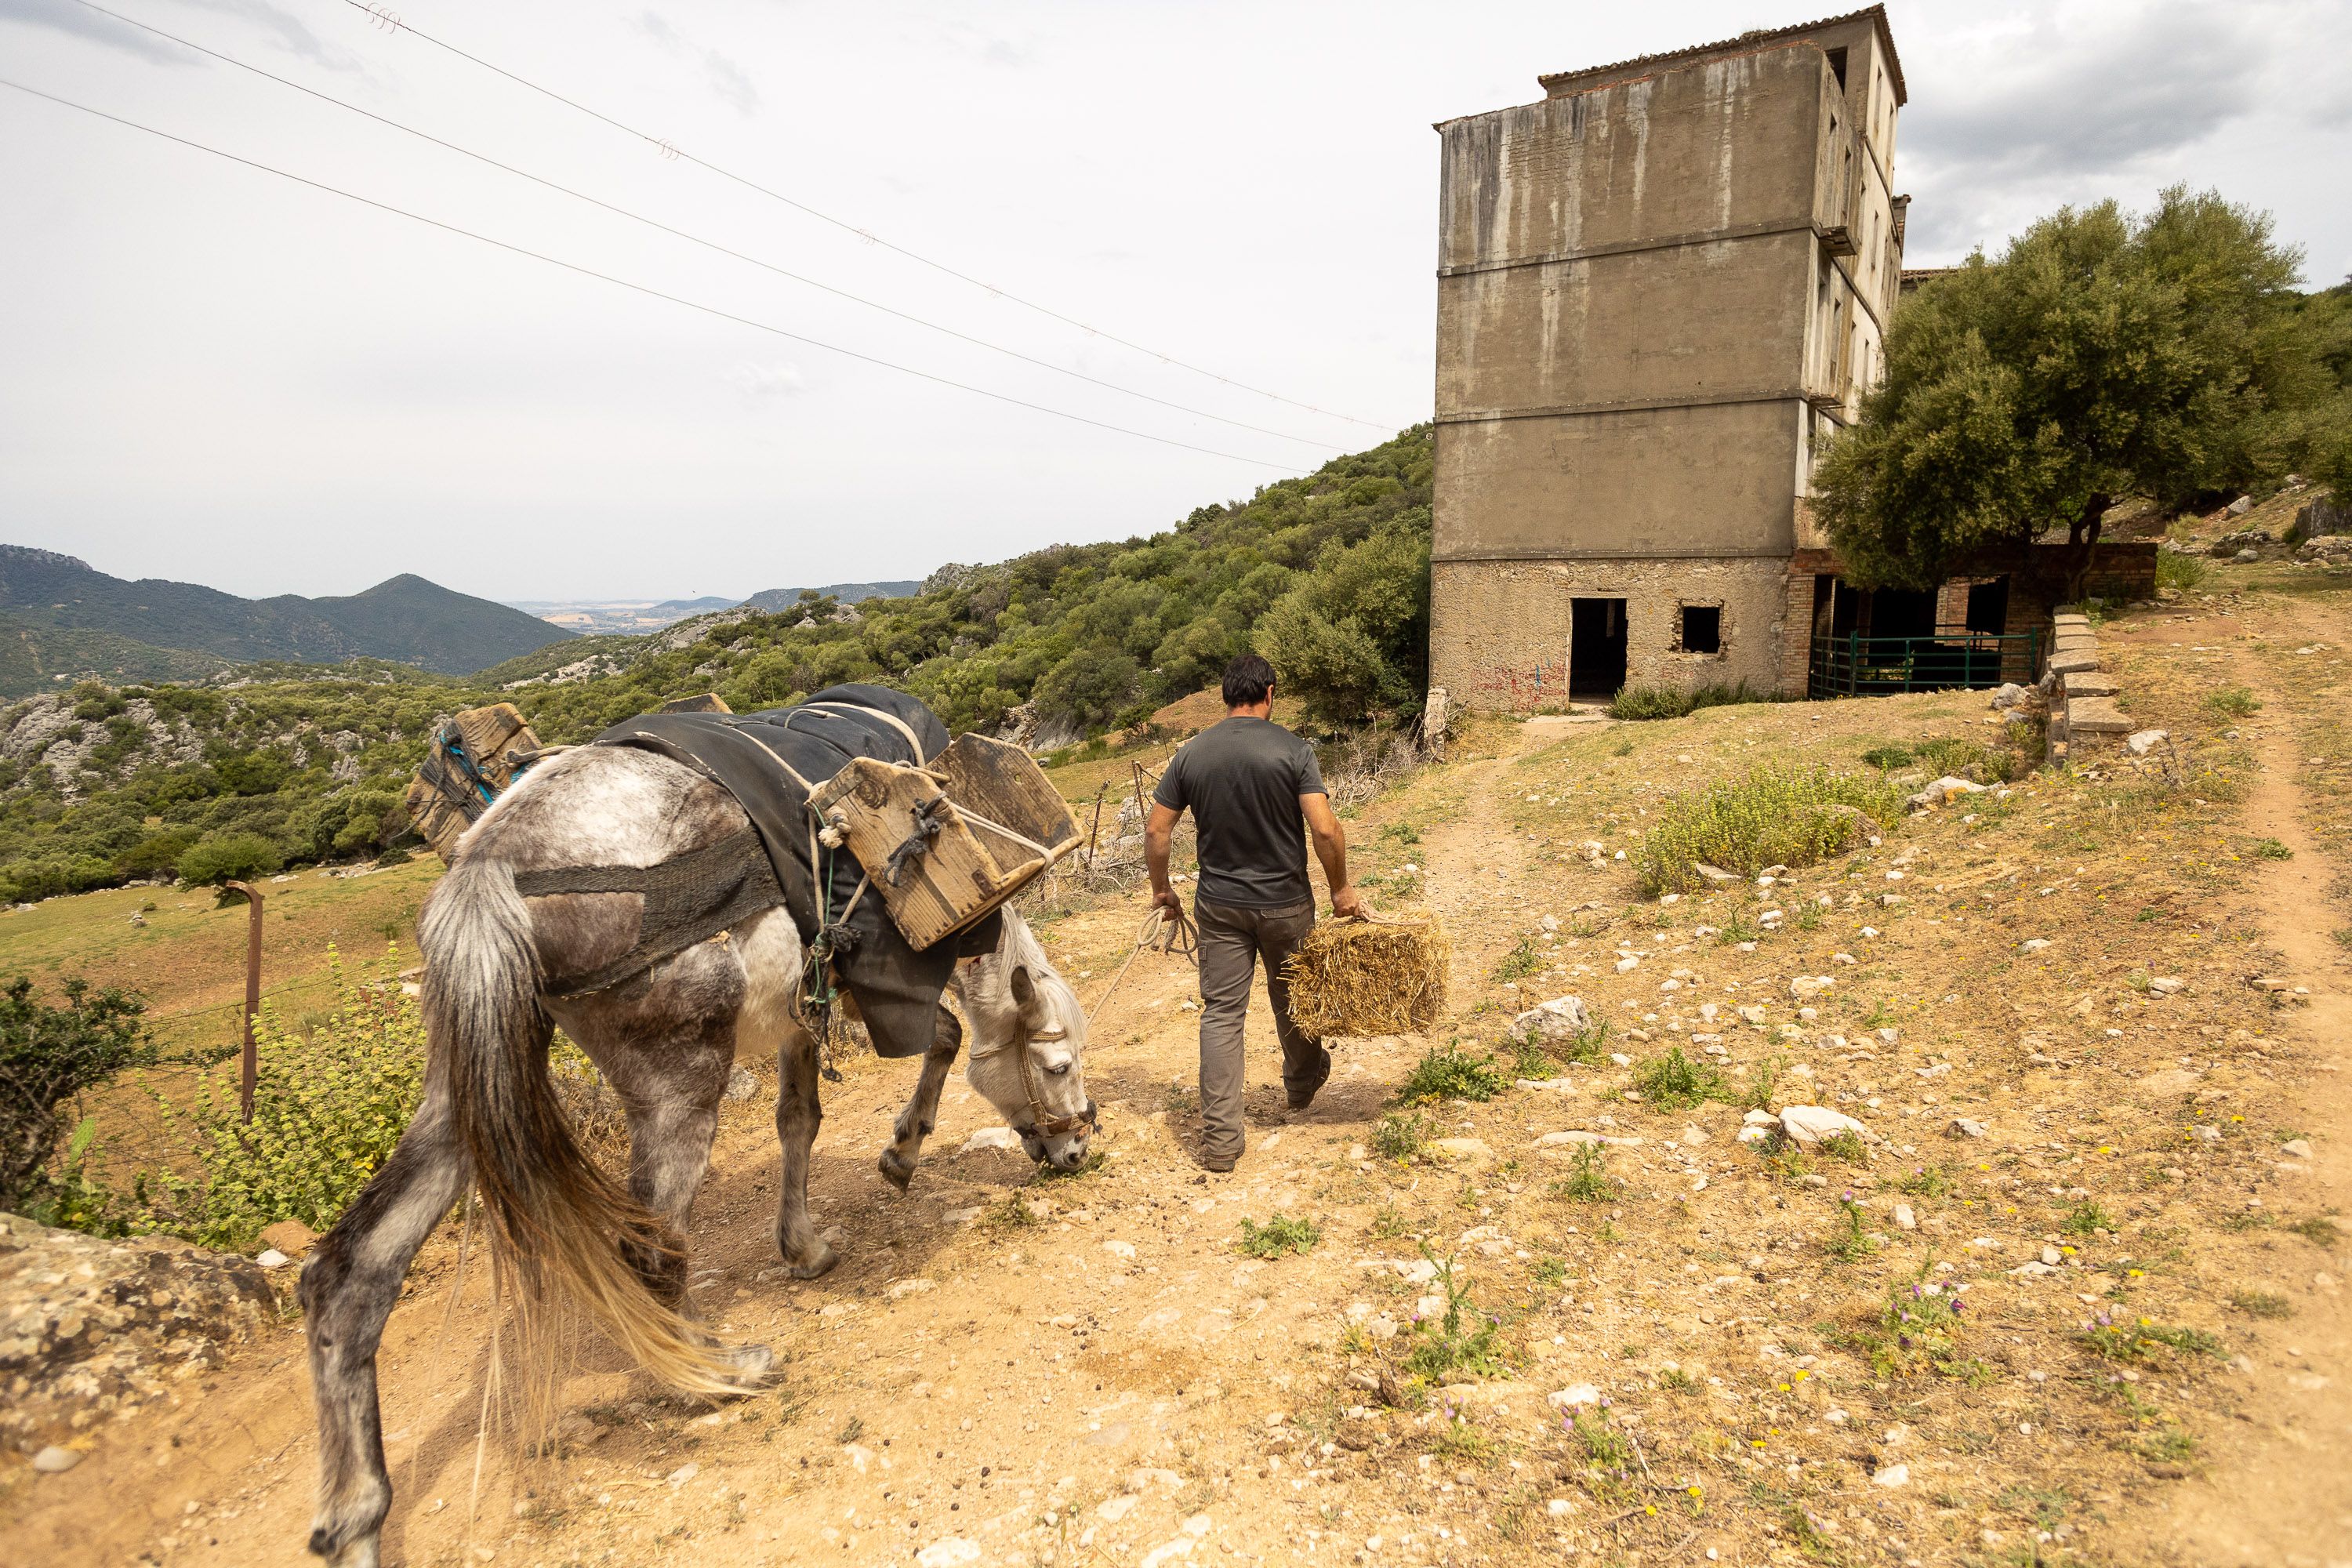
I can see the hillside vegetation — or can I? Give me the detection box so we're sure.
[0,426,1434,904]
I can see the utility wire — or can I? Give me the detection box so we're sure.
[0,78,1310,474]
[67,0,1341,452]
[332,0,1392,430]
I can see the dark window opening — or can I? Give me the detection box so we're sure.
[1569,597,1628,699]
[1965,579,2010,635]
[1679,604,1722,655]
[1824,46,1848,89]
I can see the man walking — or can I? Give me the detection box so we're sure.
[1145,653,1363,1173]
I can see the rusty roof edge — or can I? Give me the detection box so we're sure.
[1535,5,1906,107]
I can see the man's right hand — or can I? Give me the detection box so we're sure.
[1330,884,1367,920]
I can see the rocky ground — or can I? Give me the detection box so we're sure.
[2,569,2346,1568]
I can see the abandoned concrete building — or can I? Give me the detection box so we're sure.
[1426,7,2150,711]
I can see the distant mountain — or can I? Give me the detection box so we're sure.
[741,581,921,612]
[0,546,575,695]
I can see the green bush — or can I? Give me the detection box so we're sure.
[1257,521,1430,724]
[1608,681,1774,721]
[140,945,425,1249]
[176,831,285,887]
[1635,766,1904,895]
[1236,1214,1321,1258]
[2156,550,2208,591]
[0,975,154,1210]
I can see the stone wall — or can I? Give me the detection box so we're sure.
[1430,556,1793,712]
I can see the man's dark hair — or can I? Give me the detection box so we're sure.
[1221,653,1276,709]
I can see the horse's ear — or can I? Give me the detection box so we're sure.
[1009,964,1037,1008]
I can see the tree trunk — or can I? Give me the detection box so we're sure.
[2064,493,2112,602]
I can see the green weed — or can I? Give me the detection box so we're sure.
[1819,1130,1866,1162]
[1609,681,1775,722]
[2205,686,2263,717]
[2061,1199,2116,1235]
[2228,1289,2293,1319]
[1550,1142,1617,1203]
[1635,764,1904,896]
[1824,1190,1878,1263]
[1398,1042,1509,1105]
[1632,1045,1725,1109]
[1371,1111,1429,1163]
[2287,1215,2342,1246]
[2077,1315,2225,1363]
[1402,1250,1505,1382]
[1237,1214,1321,1258]
[1899,1163,1951,1197]
[1491,937,1544,984]
[2250,837,2292,859]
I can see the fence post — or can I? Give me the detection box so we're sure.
[224,880,264,1122]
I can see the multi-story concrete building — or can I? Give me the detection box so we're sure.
[1428,8,1913,710]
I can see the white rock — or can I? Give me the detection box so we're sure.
[1947,1118,1988,1139]
[31,1445,82,1474]
[1096,1496,1138,1523]
[1777,1105,1870,1148]
[2020,938,2052,953]
[1510,996,1592,1042]
[1547,1384,1603,1410]
[2148,977,2184,995]
[1614,957,1641,974]
[1694,864,1737,883]
[1989,684,2029,710]
[1871,1463,1910,1488]
[1893,1203,1916,1231]
[2125,730,2169,758]
[1742,1109,1780,1126]
[960,1127,1025,1154]
[1104,1240,1138,1261]
[1907,776,1987,811]
[1789,975,1835,1000]
[256,1249,292,1269]
[2283,1139,2315,1160]
[917,1540,985,1568]
[723,1063,758,1101]
[888,1278,937,1300]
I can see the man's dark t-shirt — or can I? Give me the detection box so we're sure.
[1153,717,1327,909]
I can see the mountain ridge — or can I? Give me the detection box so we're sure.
[0,547,575,694]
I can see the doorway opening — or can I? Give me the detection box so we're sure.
[1569,597,1628,699]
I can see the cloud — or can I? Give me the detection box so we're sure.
[1893,0,2309,261]
[726,361,806,400]
[632,10,759,115]
[179,0,355,71]
[0,0,191,63]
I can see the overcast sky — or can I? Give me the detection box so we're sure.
[3,0,2347,604]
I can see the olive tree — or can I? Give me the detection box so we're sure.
[1814,187,2323,590]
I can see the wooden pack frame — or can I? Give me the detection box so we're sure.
[407,703,544,863]
[809,732,1080,951]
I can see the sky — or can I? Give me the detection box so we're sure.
[2,0,2348,604]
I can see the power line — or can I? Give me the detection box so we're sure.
[0,78,1311,474]
[67,0,1344,453]
[332,0,1394,431]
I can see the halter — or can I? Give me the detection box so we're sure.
[963,978,1097,1141]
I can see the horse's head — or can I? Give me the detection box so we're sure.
[960,913,1093,1171]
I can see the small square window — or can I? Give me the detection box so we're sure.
[1679,604,1722,655]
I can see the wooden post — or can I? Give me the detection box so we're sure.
[224,880,264,1122]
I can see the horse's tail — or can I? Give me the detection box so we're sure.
[420,854,737,1394]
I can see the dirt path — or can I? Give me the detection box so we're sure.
[2112,597,2352,1566]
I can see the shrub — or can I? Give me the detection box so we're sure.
[2077,1315,2225,1363]
[1609,681,1773,721]
[141,945,425,1250]
[0,975,153,1210]
[2156,550,2207,590]
[1257,521,1431,724]
[1397,1042,1509,1105]
[1551,1142,1616,1203]
[1852,1262,1976,1379]
[2205,685,2263,717]
[1236,1214,1321,1258]
[176,831,285,887]
[1635,765,1904,895]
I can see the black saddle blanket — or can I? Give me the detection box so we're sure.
[576,684,1001,1059]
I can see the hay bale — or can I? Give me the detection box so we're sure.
[1282,917,1450,1037]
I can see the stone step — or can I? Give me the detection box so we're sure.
[2065,695,2135,734]
[2062,669,2122,697]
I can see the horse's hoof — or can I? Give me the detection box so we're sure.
[788,1239,837,1279]
[877,1148,916,1192]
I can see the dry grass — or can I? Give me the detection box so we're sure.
[1281,916,1450,1036]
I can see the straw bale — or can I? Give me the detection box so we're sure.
[1282,917,1450,1037]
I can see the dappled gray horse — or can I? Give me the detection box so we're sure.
[296,741,1091,1568]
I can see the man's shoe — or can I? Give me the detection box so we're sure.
[1200,1154,1236,1174]
[1286,1050,1333,1112]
